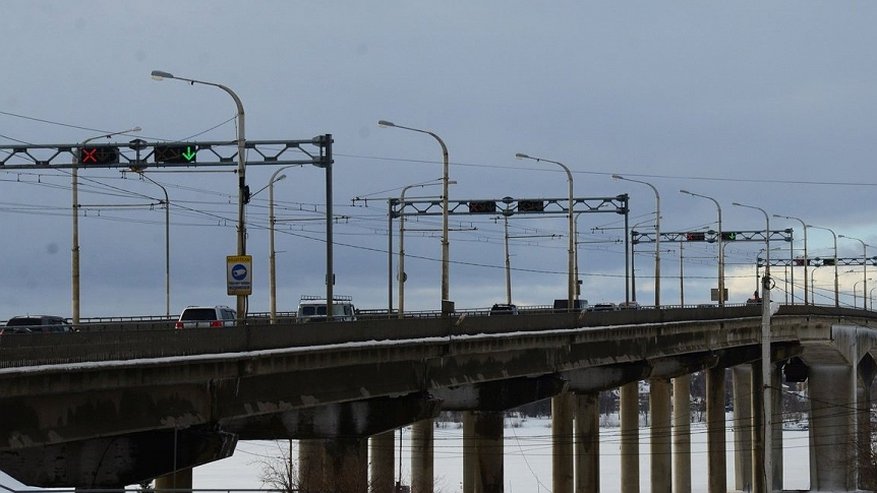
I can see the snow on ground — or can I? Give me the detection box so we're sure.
[194,416,811,493]
[0,416,811,492]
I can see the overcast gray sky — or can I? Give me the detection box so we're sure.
[2,1,877,319]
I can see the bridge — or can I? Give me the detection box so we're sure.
[2,304,876,492]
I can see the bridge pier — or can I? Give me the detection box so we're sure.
[732,366,753,492]
[620,381,640,493]
[411,419,434,493]
[154,468,192,490]
[706,366,726,493]
[650,378,672,493]
[553,391,575,493]
[858,355,876,491]
[370,430,395,493]
[672,374,691,493]
[771,362,783,492]
[473,411,504,493]
[574,392,600,493]
[809,363,856,491]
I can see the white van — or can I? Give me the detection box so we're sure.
[296,295,356,322]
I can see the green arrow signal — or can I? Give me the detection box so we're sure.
[182,146,196,162]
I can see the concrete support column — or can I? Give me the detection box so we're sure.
[575,392,600,493]
[706,366,726,493]
[553,391,575,493]
[858,358,876,491]
[473,411,504,493]
[154,468,192,491]
[463,411,476,493]
[672,374,691,493]
[732,366,753,492]
[411,419,434,493]
[620,381,640,493]
[325,437,368,493]
[299,439,327,493]
[650,378,672,493]
[370,430,395,493]
[750,362,764,493]
[809,364,856,492]
[771,363,783,492]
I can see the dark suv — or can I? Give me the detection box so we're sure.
[2,315,73,334]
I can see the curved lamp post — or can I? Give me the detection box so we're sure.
[267,165,304,323]
[73,127,141,325]
[397,179,446,318]
[516,153,575,311]
[136,172,171,317]
[732,201,773,493]
[839,234,868,309]
[378,120,452,314]
[152,70,248,318]
[774,214,808,305]
[681,190,724,306]
[806,224,839,307]
[614,175,661,307]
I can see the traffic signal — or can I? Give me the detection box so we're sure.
[468,201,497,213]
[821,258,836,266]
[518,200,545,212]
[78,146,119,165]
[154,144,197,164]
[721,232,737,241]
[793,257,808,266]
[686,232,706,241]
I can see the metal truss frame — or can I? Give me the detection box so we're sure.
[631,229,794,244]
[390,194,629,218]
[0,136,333,170]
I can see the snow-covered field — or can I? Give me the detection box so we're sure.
[1,416,810,492]
[192,417,811,493]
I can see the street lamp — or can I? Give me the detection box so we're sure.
[870,286,877,311]
[614,175,661,307]
[378,120,452,314]
[397,179,446,318]
[267,165,304,323]
[839,234,868,310]
[516,153,576,311]
[806,225,839,307]
[680,190,724,306]
[135,172,171,317]
[152,70,249,318]
[774,214,808,305]
[732,201,773,493]
[73,127,141,324]
[854,278,873,309]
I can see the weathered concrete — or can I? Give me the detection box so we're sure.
[751,362,765,493]
[859,355,876,491]
[771,362,783,492]
[325,437,368,493]
[370,431,395,493]
[672,374,691,493]
[809,364,856,491]
[731,366,753,492]
[463,411,476,493]
[650,378,672,493]
[411,419,434,493]
[620,381,640,493]
[552,391,574,493]
[154,468,192,490]
[574,392,599,493]
[706,366,726,493]
[0,427,235,488]
[473,411,503,493]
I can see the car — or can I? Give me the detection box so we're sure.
[553,299,589,311]
[175,306,237,329]
[591,303,619,312]
[3,315,72,334]
[617,301,641,310]
[296,295,356,322]
[489,303,519,315]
